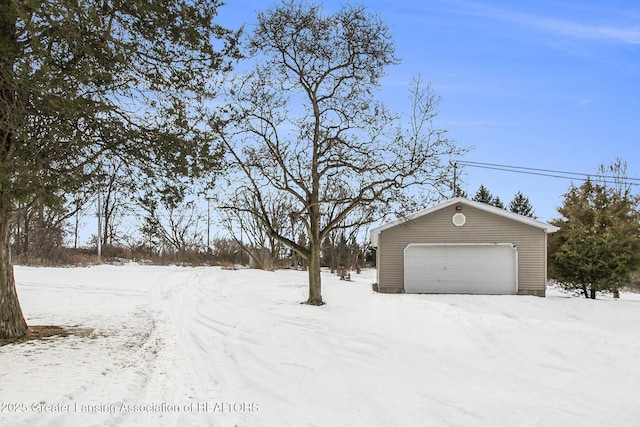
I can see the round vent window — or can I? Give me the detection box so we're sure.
[452,212,466,227]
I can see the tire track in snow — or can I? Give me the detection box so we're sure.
[121,267,243,427]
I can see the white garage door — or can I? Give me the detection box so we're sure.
[404,243,518,294]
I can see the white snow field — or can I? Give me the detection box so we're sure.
[2,265,640,427]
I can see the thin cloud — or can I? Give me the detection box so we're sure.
[440,0,640,45]
[447,119,519,128]
[511,14,640,45]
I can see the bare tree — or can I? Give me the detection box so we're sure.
[139,192,205,258]
[96,162,137,250]
[217,2,464,305]
[322,204,370,274]
[597,157,634,199]
[11,196,74,262]
[219,192,292,270]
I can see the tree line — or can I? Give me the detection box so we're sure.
[465,185,536,218]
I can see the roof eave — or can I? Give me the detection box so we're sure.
[370,197,558,247]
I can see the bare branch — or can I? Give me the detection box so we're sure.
[217,2,467,304]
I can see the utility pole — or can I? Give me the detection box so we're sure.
[239,219,244,265]
[205,197,213,253]
[97,193,102,262]
[451,161,458,198]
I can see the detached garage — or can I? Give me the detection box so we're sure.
[370,198,558,296]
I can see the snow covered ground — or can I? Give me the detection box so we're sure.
[1,264,640,427]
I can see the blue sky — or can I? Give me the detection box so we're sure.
[218,0,640,222]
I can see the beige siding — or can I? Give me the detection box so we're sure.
[377,202,547,296]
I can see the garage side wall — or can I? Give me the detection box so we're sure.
[376,203,547,296]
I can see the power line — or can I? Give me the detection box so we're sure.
[455,160,640,187]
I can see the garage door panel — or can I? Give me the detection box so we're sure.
[404,244,517,294]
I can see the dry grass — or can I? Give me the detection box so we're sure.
[0,325,96,347]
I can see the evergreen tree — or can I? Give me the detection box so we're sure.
[548,179,640,298]
[492,196,505,209]
[509,191,536,218]
[473,185,494,204]
[473,185,504,208]
[0,0,239,339]
[453,184,468,198]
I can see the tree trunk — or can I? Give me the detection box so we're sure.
[0,2,26,339]
[306,241,324,305]
[0,215,28,339]
[590,288,596,299]
[582,284,589,299]
[307,111,323,305]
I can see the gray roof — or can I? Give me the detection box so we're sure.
[370,197,559,247]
